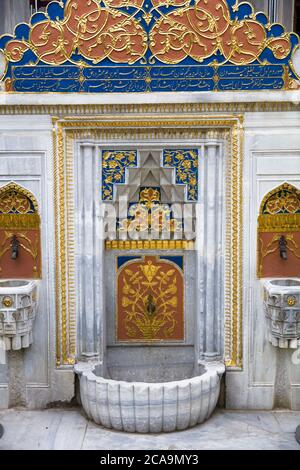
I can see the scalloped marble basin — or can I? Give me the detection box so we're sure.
[0,280,39,350]
[75,361,225,433]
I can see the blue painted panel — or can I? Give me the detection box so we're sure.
[160,256,184,270]
[117,256,142,269]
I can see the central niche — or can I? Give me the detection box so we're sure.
[103,147,198,380]
[117,255,184,343]
[103,149,197,244]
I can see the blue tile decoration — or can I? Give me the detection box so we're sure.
[163,149,198,202]
[102,150,138,201]
[117,256,142,269]
[0,0,299,93]
[160,255,184,270]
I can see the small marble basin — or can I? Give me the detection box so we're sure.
[0,280,36,292]
[266,279,300,289]
[263,278,300,348]
[0,280,39,350]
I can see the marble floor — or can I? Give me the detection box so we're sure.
[0,408,299,450]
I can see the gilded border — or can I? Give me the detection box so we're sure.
[0,101,299,116]
[53,116,244,368]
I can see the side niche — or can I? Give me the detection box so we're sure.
[0,182,42,279]
[117,255,184,343]
[257,183,300,278]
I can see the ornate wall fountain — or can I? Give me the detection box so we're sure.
[0,0,299,416]
[75,143,227,431]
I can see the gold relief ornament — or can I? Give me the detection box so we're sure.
[287,296,297,306]
[102,150,138,200]
[2,296,13,308]
[118,187,183,237]
[261,183,300,216]
[0,190,33,214]
[258,183,300,234]
[3,0,148,66]
[0,183,40,229]
[265,192,300,215]
[118,256,184,341]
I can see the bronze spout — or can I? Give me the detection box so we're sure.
[11,235,20,260]
[279,235,288,260]
[146,294,156,317]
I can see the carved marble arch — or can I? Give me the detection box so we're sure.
[259,182,300,216]
[0,182,40,216]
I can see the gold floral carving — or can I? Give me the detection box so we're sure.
[118,187,184,236]
[0,182,39,213]
[0,214,40,229]
[118,257,184,341]
[2,296,13,308]
[259,182,300,216]
[2,0,294,67]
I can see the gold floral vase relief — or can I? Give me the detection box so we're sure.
[117,256,184,342]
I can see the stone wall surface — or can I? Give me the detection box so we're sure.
[0,93,299,410]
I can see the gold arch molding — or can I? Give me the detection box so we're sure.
[0,181,39,213]
[53,115,244,369]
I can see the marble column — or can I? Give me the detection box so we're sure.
[202,144,223,361]
[76,144,104,366]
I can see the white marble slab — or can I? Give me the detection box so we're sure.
[0,409,299,450]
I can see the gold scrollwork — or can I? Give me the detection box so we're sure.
[2,296,13,308]
[1,0,295,69]
[260,182,300,216]
[287,296,297,306]
[118,187,184,236]
[0,182,39,213]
